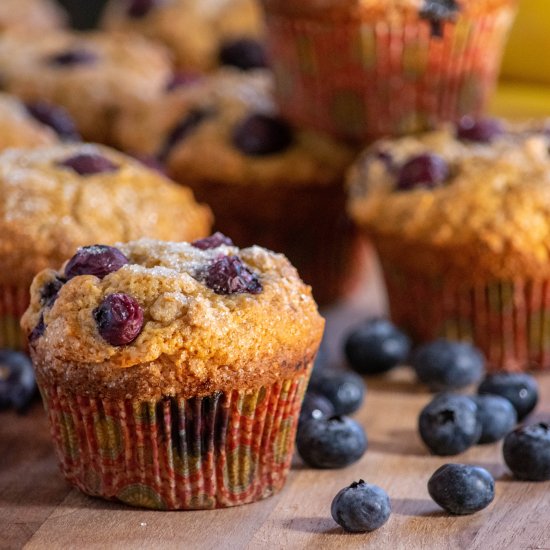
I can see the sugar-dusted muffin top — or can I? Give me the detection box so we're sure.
[102,0,264,72]
[0,144,212,287]
[0,0,66,32]
[0,30,172,143]
[348,120,550,280]
[114,69,355,187]
[22,237,324,400]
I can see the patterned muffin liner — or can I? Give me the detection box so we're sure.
[264,3,517,141]
[383,262,550,372]
[0,284,30,350]
[39,367,311,510]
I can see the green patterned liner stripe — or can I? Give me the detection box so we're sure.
[40,366,311,510]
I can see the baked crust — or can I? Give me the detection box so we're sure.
[0,144,212,288]
[22,239,324,400]
[0,0,66,32]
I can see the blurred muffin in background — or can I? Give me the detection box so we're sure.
[0,142,212,349]
[0,0,67,33]
[114,69,366,306]
[0,30,172,144]
[101,0,266,72]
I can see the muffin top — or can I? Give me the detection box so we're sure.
[22,237,324,400]
[0,93,62,149]
[114,69,355,187]
[0,0,66,32]
[0,143,212,286]
[348,120,550,280]
[102,0,264,72]
[0,30,172,142]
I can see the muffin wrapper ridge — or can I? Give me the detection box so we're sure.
[383,263,550,372]
[39,369,311,510]
[263,3,517,141]
[184,179,366,306]
[0,285,30,350]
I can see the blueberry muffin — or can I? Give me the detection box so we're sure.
[0,143,212,349]
[0,0,66,33]
[348,119,550,371]
[0,30,172,144]
[114,69,364,306]
[21,237,324,509]
[101,0,265,72]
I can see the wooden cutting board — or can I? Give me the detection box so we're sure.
[2,265,550,550]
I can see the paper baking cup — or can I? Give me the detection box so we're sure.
[39,369,310,510]
[383,262,550,372]
[264,4,517,141]
[0,284,30,350]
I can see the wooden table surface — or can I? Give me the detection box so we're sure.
[2,262,550,550]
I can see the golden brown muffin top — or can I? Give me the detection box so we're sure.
[22,238,324,400]
[0,0,66,32]
[102,0,263,71]
[0,92,60,149]
[0,30,172,143]
[0,143,212,287]
[114,69,356,188]
[348,122,550,281]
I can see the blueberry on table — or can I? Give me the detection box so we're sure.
[478,373,538,421]
[65,245,129,280]
[418,394,481,455]
[344,318,410,375]
[396,153,449,190]
[457,117,504,143]
[331,480,391,533]
[503,423,550,481]
[93,293,144,346]
[219,38,267,71]
[298,391,335,429]
[472,394,517,444]
[297,415,367,469]
[0,350,36,413]
[411,339,485,391]
[308,369,365,416]
[428,464,495,515]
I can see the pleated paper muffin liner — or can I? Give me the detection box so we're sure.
[383,262,550,372]
[264,2,517,141]
[0,284,30,350]
[39,368,311,510]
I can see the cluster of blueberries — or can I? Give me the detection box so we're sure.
[297,318,549,533]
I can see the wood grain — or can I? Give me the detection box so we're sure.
[2,268,550,550]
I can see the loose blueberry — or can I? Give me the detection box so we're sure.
[396,153,449,190]
[0,350,36,413]
[191,232,234,250]
[428,464,495,515]
[299,391,335,429]
[127,0,156,17]
[219,38,267,70]
[28,314,45,343]
[503,423,550,481]
[344,318,410,375]
[158,108,214,162]
[65,245,129,280]
[232,114,293,156]
[418,393,481,455]
[478,373,538,421]
[40,277,65,308]
[297,415,368,469]
[93,293,144,346]
[308,369,365,416]
[457,117,504,143]
[47,49,97,66]
[411,339,485,391]
[331,480,391,533]
[58,153,118,175]
[204,255,262,295]
[25,101,80,141]
[472,394,517,444]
